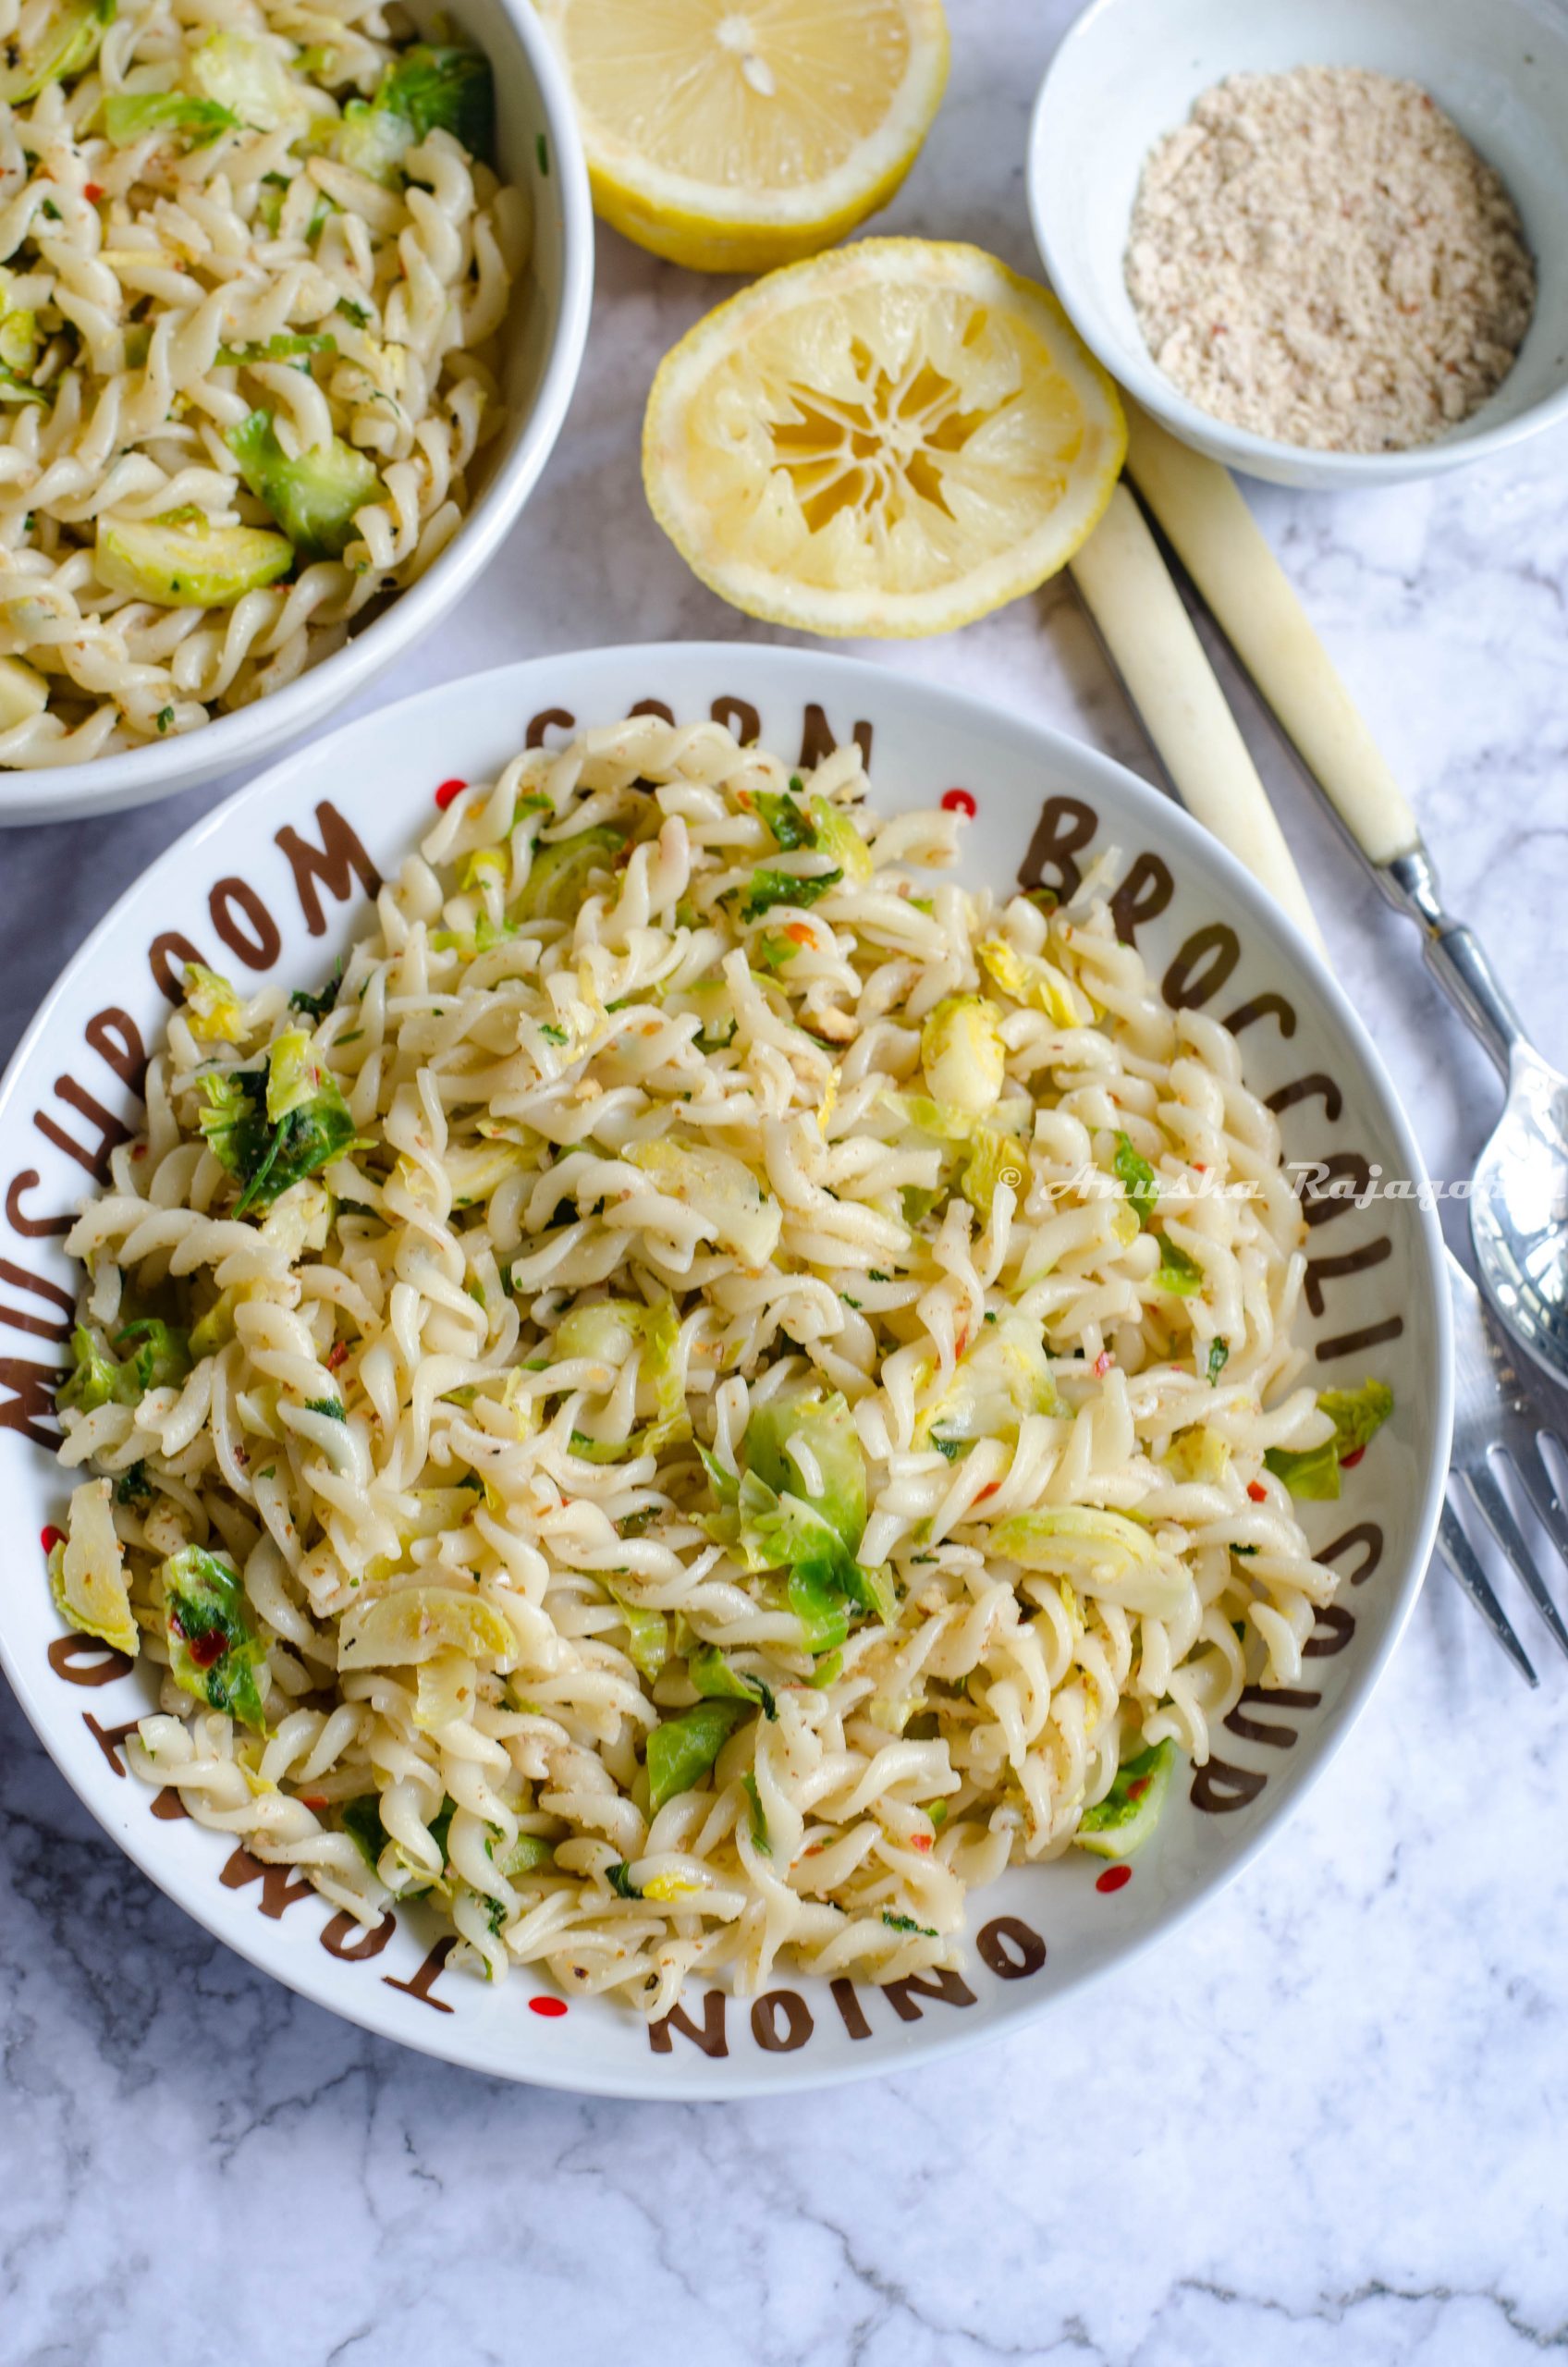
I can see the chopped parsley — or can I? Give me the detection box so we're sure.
[882,1911,937,1936]
[1207,1339,1231,1386]
[114,1460,152,1504]
[302,1395,346,1419]
[740,865,841,923]
[341,1795,386,1869]
[1112,1131,1158,1226]
[753,790,816,851]
[288,959,344,1024]
[154,705,175,734]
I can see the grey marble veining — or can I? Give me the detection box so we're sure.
[3,4,1567,2360]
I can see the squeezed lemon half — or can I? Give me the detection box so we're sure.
[642,238,1127,637]
[536,0,949,271]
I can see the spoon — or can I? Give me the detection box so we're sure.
[1121,407,1568,1392]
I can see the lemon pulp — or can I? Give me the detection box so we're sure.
[643,239,1127,636]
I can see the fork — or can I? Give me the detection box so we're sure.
[1438,1250,1568,1686]
[1069,462,1568,1683]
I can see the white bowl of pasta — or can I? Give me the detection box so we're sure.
[0,0,593,824]
[0,643,1451,2096]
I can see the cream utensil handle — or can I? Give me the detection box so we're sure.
[1122,404,1421,865]
[1121,404,1527,1079]
[1069,484,1325,950]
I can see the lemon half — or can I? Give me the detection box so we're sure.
[643,238,1127,638]
[537,0,949,272]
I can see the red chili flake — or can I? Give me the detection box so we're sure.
[975,1481,998,1502]
[41,1525,64,1554]
[1096,1864,1132,1894]
[1193,1161,1207,1172]
[1341,1446,1366,1469]
[1094,1350,1113,1378]
[131,1143,148,1159]
[785,920,815,947]
[186,1626,227,1669]
[1127,1776,1150,1802]
[434,777,467,809]
[735,788,753,810]
[84,181,103,202]
[941,787,976,817]
[326,1339,349,1371]
[1247,1479,1268,1502]
[300,1794,328,1811]
[528,1995,569,2018]
[911,1832,933,1853]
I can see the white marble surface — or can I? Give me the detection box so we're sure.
[4,5,1568,2361]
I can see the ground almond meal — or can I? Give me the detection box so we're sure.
[1125,66,1537,454]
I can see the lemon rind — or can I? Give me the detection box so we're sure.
[540,0,950,273]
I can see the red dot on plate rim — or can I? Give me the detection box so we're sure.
[434,777,467,810]
[941,787,976,817]
[1096,1864,1133,1895]
[528,1995,569,2018]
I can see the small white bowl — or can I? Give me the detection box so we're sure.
[1027,0,1568,489]
[0,0,594,828]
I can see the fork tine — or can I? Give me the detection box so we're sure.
[1503,1437,1568,1574]
[1437,1502,1538,1686]
[1461,1464,1568,1662]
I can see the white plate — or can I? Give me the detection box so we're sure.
[0,644,1452,2096]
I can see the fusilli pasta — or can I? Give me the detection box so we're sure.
[51,715,1360,2017]
[0,0,526,763]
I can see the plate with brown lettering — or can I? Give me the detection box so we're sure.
[0,644,1451,2096]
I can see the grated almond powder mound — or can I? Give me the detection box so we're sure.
[1124,66,1537,454]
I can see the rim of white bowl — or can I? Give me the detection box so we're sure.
[0,641,1455,2097]
[0,0,595,829]
[1026,0,1568,489]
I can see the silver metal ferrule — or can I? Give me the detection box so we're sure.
[1378,844,1524,1079]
